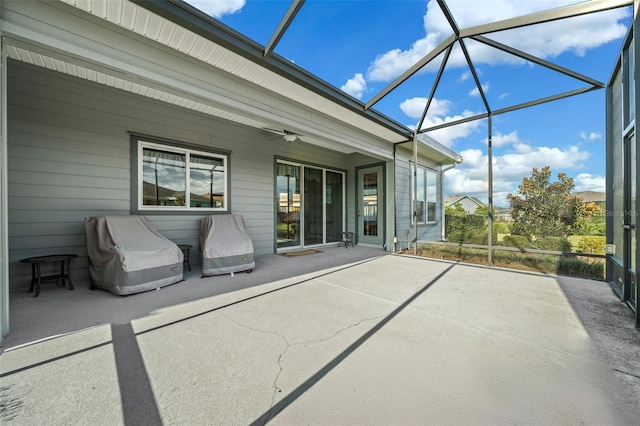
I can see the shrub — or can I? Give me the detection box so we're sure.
[557,256,604,278]
[493,222,513,234]
[502,234,531,248]
[466,233,488,245]
[445,214,487,241]
[412,243,605,280]
[447,231,465,243]
[577,236,606,254]
[536,236,572,252]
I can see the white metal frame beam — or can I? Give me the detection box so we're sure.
[460,0,634,38]
[365,0,631,113]
[471,35,605,87]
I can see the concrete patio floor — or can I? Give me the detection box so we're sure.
[1,247,639,425]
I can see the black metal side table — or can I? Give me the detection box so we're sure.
[178,244,192,271]
[20,254,78,297]
[338,231,355,248]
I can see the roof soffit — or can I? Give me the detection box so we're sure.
[55,0,412,144]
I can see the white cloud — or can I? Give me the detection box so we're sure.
[573,173,606,192]
[485,130,520,148]
[580,131,602,141]
[420,110,484,148]
[399,97,452,119]
[459,70,472,81]
[358,0,629,85]
[499,92,510,100]
[185,0,245,18]
[446,168,490,196]
[341,73,367,99]
[367,32,443,82]
[444,144,592,207]
[400,96,483,148]
[469,83,490,97]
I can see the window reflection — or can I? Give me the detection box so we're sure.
[190,155,225,208]
[143,148,186,206]
[140,142,227,210]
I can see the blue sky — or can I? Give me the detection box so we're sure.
[185,0,632,207]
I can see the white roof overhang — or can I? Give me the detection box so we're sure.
[397,134,462,167]
[0,0,438,160]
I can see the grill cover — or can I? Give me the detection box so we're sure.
[200,214,255,276]
[85,215,183,295]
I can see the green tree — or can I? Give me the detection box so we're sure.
[507,166,586,240]
[474,205,489,216]
[445,203,466,217]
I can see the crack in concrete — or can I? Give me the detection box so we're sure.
[222,312,385,424]
[613,367,640,380]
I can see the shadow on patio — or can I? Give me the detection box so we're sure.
[0,246,387,350]
[1,250,639,424]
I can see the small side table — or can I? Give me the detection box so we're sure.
[337,231,355,248]
[20,254,78,297]
[178,244,192,271]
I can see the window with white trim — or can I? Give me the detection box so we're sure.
[412,165,438,224]
[137,139,228,211]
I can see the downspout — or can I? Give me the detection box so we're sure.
[393,143,398,253]
[413,131,418,255]
[0,34,9,340]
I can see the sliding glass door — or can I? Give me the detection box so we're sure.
[326,171,344,243]
[277,161,344,250]
[304,168,323,245]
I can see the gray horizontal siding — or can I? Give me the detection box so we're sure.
[394,147,443,244]
[7,61,352,289]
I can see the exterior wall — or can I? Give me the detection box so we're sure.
[7,61,359,289]
[394,146,443,246]
[450,197,482,215]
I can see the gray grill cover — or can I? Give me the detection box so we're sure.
[200,214,255,276]
[85,215,183,295]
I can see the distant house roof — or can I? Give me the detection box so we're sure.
[445,195,486,208]
[575,191,605,203]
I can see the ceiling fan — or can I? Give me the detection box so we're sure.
[261,127,302,142]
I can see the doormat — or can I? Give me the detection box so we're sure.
[279,249,322,257]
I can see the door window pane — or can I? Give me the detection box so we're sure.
[277,164,301,248]
[363,172,378,236]
[326,171,343,243]
[304,168,323,245]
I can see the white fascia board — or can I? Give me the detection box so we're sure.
[417,133,460,163]
[395,133,461,166]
